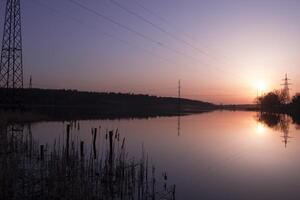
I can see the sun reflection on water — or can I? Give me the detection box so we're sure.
[256,123,266,134]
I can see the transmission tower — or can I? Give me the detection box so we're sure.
[177,80,181,136]
[281,74,291,104]
[178,80,181,111]
[0,0,24,89]
[178,80,181,99]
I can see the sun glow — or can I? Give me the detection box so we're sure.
[255,81,267,91]
[256,123,266,134]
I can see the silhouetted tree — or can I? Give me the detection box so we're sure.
[291,93,300,111]
[258,90,284,110]
[292,93,300,104]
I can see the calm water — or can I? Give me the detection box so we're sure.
[27,111,300,199]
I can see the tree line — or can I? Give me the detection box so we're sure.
[257,90,300,114]
[0,88,216,120]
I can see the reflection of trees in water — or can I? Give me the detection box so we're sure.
[290,114,300,130]
[257,113,293,148]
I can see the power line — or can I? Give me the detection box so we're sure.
[29,0,255,100]
[131,1,261,91]
[68,0,162,46]
[66,0,218,69]
[28,0,208,96]
[66,0,210,64]
[29,0,191,73]
[34,0,225,74]
[67,0,251,85]
[110,0,220,63]
[110,0,243,77]
[131,0,196,43]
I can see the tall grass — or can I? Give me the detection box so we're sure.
[0,122,175,200]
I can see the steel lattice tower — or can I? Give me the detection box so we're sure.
[281,74,291,104]
[0,0,23,89]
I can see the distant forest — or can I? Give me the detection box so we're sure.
[0,88,216,120]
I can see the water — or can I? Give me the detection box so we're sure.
[25,111,300,199]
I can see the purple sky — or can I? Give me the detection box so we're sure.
[1,0,300,103]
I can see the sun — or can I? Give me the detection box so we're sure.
[255,81,267,92]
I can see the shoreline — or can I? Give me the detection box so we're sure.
[0,106,216,124]
[3,104,299,124]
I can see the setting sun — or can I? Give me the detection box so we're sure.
[255,81,267,92]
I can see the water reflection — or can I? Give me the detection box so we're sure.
[256,113,293,148]
[177,115,181,136]
[3,111,300,199]
[256,123,265,134]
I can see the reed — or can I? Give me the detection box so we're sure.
[0,122,175,200]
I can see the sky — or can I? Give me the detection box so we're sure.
[0,0,300,104]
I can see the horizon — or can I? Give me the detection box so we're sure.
[1,0,299,104]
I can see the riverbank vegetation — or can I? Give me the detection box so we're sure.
[0,122,175,200]
[257,90,300,115]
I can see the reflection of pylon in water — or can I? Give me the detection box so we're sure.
[281,130,289,148]
[177,115,181,136]
[281,74,292,104]
[7,124,24,151]
[280,115,292,148]
[8,124,24,135]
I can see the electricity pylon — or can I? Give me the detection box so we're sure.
[0,0,24,89]
[177,80,181,136]
[281,74,291,104]
[178,79,181,111]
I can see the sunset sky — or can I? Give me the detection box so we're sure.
[1,0,299,104]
